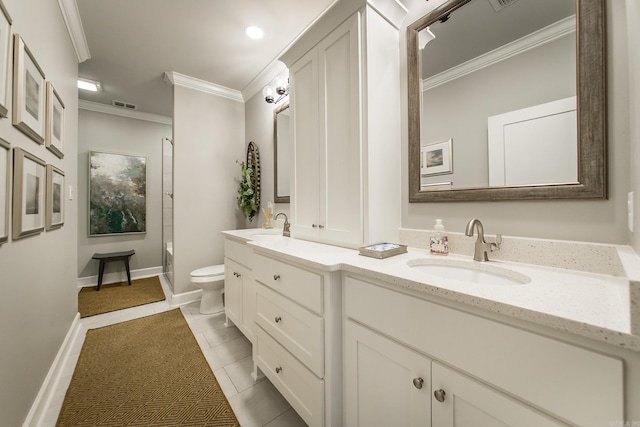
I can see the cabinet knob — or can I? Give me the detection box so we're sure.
[312,224,318,228]
[273,274,280,280]
[275,366,282,374]
[434,389,446,402]
[275,316,282,323]
[318,224,324,229]
[233,272,240,277]
[412,377,424,389]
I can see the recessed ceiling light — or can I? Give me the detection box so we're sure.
[78,78,102,92]
[245,26,264,40]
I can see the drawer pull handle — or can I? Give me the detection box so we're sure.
[273,274,280,280]
[275,316,282,323]
[275,366,282,374]
[434,389,446,402]
[412,377,424,389]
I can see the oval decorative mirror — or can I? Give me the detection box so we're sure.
[407,0,606,202]
[274,103,290,203]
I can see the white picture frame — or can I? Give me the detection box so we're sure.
[0,138,9,244]
[0,1,12,118]
[45,82,64,158]
[12,147,45,239]
[12,34,46,144]
[421,138,453,177]
[46,164,64,230]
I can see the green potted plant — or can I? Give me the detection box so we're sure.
[237,161,258,222]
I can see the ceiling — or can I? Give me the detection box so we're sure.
[76,0,338,118]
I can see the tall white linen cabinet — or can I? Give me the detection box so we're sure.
[280,0,407,248]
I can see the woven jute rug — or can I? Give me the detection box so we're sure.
[78,276,166,318]
[56,309,240,426]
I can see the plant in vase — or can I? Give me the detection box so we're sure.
[237,161,258,222]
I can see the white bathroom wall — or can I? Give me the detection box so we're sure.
[76,109,171,279]
[244,67,291,228]
[628,0,640,252]
[172,84,245,295]
[0,0,78,425]
[400,0,631,244]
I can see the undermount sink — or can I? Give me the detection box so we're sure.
[406,258,531,286]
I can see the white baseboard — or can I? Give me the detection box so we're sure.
[77,266,164,288]
[23,313,82,427]
[170,288,202,307]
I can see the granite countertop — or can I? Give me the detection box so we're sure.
[222,229,640,351]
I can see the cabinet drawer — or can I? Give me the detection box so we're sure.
[256,282,324,377]
[224,239,252,267]
[253,254,323,314]
[344,275,623,427]
[255,326,324,427]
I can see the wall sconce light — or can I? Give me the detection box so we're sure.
[263,77,289,104]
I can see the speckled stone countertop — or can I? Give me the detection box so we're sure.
[222,229,640,351]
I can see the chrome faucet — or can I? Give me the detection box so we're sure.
[275,213,291,237]
[465,218,501,261]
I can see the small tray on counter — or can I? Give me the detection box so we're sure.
[358,243,408,259]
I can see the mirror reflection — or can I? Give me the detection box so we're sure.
[419,0,576,190]
[274,103,290,203]
[408,0,606,202]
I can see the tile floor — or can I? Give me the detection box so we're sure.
[41,275,307,427]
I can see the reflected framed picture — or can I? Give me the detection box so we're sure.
[0,138,9,245]
[0,1,13,118]
[89,151,147,236]
[12,147,45,239]
[45,164,64,230]
[12,34,46,144]
[421,138,453,177]
[45,82,64,158]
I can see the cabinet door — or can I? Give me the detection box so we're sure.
[432,362,568,427]
[241,271,255,344]
[224,258,243,327]
[289,48,320,241]
[317,13,363,246]
[345,320,430,427]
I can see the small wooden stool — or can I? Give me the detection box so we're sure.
[92,250,136,291]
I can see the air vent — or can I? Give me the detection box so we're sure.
[112,100,137,110]
[488,0,519,12]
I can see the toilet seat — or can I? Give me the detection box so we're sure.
[190,264,225,284]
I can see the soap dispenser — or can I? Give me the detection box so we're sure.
[430,219,449,255]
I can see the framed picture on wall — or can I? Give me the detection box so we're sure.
[45,82,64,158]
[0,1,13,118]
[421,138,453,177]
[12,34,46,144]
[12,147,45,239]
[0,138,10,245]
[89,151,147,236]
[45,164,64,230]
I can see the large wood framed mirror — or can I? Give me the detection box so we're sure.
[274,103,290,203]
[407,0,606,202]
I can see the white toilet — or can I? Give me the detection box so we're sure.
[190,264,225,314]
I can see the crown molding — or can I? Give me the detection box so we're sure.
[163,71,244,103]
[79,100,172,125]
[57,0,91,63]
[242,60,288,102]
[422,15,576,92]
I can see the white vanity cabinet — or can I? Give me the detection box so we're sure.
[344,275,624,427]
[252,252,342,427]
[223,238,256,344]
[281,0,406,248]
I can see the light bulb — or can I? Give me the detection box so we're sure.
[263,86,275,103]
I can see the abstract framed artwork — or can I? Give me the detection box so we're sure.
[12,34,46,144]
[45,82,64,158]
[89,151,147,236]
[45,164,64,230]
[0,138,9,244]
[12,147,45,239]
[0,1,13,118]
